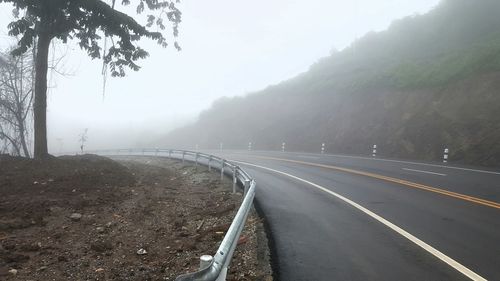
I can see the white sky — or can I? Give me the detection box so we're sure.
[0,0,440,152]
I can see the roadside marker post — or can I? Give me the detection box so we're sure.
[195,152,199,167]
[232,166,238,193]
[182,151,185,164]
[220,160,225,181]
[321,143,325,154]
[443,148,449,163]
[372,145,377,157]
[195,144,199,151]
[220,142,223,152]
[208,156,212,171]
[282,142,286,152]
[248,142,252,151]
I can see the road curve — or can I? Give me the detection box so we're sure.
[205,150,499,281]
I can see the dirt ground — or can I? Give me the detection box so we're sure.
[0,154,272,281]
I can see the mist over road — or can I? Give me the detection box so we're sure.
[206,150,499,281]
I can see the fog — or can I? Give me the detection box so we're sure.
[0,0,439,152]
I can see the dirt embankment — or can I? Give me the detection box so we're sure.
[0,154,272,281]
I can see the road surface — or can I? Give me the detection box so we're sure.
[205,150,499,281]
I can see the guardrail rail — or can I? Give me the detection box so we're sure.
[88,148,256,281]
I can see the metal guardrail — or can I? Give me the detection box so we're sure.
[88,148,256,281]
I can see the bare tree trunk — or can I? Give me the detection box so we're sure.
[33,34,51,159]
[18,120,30,157]
[18,54,30,158]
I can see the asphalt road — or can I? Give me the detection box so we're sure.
[204,150,499,281]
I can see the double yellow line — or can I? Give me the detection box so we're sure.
[254,156,500,210]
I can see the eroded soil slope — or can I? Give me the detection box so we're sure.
[0,154,272,281]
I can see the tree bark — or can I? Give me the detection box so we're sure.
[33,33,51,159]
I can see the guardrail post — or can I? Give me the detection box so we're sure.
[232,167,238,193]
[220,160,225,181]
[182,151,185,164]
[195,152,199,168]
[199,255,213,270]
[208,156,212,171]
[244,180,250,197]
[216,268,228,281]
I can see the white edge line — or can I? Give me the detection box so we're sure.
[402,168,447,177]
[230,160,487,281]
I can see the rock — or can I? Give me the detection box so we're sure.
[36,266,48,271]
[19,242,41,252]
[237,236,249,245]
[8,269,17,275]
[136,248,147,255]
[96,227,105,233]
[95,268,105,273]
[69,213,82,221]
[90,240,113,252]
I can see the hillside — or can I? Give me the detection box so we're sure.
[161,0,500,167]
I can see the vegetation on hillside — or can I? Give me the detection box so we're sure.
[163,0,500,166]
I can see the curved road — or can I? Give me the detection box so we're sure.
[205,150,499,281]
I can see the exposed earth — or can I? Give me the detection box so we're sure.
[0,154,272,280]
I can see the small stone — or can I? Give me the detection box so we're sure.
[90,240,113,252]
[37,266,47,271]
[136,248,147,255]
[96,227,105,233]
[95,268,105,273]
[8,269,17,275]
[70,213,82,221]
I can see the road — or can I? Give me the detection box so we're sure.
[204,150,499,281]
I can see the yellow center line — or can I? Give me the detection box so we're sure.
[251,156,500,210]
